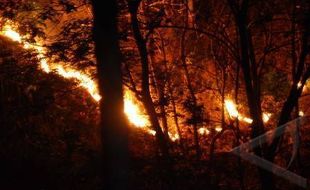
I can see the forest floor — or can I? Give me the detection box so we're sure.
[1,148,310,190]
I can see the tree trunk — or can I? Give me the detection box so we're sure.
[91,0,129,189]
[180,29,201,159]
[227,0,273,189]
[128,0,170,159]
[159,33,186,154]
[267,0,309,168]
[228,0,309,189]
[236,15,275,190]
[150,60,170,141]
[149,40,170,141]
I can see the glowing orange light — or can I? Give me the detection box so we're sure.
[198,127,210,135]
[224,99,270,124]
[0,20,184,140]
[215,126,222,132]
[0,20,150,129]
[224,100,239,118]
[124,91,150,127]
[297,81,302,89]
[168,132,179,141]
[262,113,271,123]
[0,24,22,43]
[224,99,253,124]
[149,130,156,136]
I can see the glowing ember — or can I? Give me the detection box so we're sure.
[168,132,179,142]
[262,113,271,123]
[215,126,222,132]
[297,81,308,92]
[148,130,156,136]
[297,81,302,89]
[198,127,210,135]
[243,118,253,124]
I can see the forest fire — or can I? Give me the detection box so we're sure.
[0,21,274,141]
[1,21,101,101]
[124,90,150,127]
[0,20,151,130]
[0,20,183,141]
[224,99,271,124]
[224,99,253,123]
[2,1,310,189]
[4,18,302,147]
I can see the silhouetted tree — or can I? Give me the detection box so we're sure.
[91,1,129,189]
[127,0,170,160]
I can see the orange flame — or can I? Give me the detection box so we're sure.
[0,20,182,140]
[224,99,239,118]
[168,132,179,141]
[215,126,222,132]
[124,90,150,127]
[1,24,22,43]
[198,127,210,135]
[0,22,276,140]
[224,99,271,124]
[262,113,271,123]
[0,21,150,127]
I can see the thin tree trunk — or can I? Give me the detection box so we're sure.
[170,91,186,154]
[227,1,273,189]
[168,81,186,154]
[148,38,170,141]
[267,0,309,162]
[221,68,226,129]
[209,128,226,162]
[237,15,275,190]
[180,29,201,159]
[159,33,186,154]
[149,57,170,141]
[128,0,170,159]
